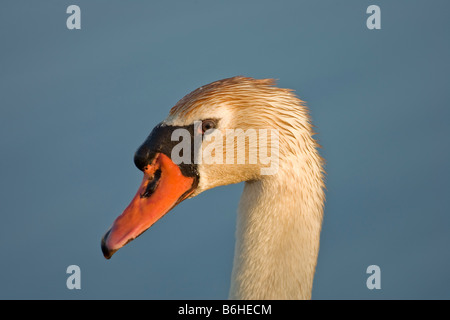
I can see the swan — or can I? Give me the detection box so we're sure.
[101,76,326,299]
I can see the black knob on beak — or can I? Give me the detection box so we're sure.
[134,144,152,171]
[133,123,167,171]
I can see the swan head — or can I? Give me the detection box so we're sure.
[101,76,314,259]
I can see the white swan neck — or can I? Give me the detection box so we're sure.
[229,164,324,300]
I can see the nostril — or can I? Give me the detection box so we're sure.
[140,169,162,198]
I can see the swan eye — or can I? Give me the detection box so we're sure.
[201,119,217,133]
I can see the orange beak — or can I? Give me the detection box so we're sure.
[101,153,196,259]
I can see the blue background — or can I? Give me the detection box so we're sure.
[1,1,449,299]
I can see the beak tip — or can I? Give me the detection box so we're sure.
[101,229,116,260]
